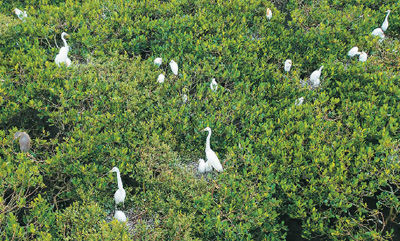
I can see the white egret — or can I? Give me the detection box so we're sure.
[182,94,188,103]
[154,57,162,66]
[284,59,292,72]
[309,66,323,88]
[347,47,359,57]
[55,32,71,67]
[170,60,178,75]
[210,78,218,91]
[109,167,126,207]
[266,8,272,20]
[295,97,304,106]
[198,159,206,174]
[157,74,165,83]
[201,127,223,172]
[205,161,212,172]
[13,132,31,153]
[371,28,385,40]
[381,10,390,32]
[12,8,27,20]
[358,52,368,62]
[114,210,127,222]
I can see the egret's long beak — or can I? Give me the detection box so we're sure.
[200,129,206,132]
[12,9,15,12]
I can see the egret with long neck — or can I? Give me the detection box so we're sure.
[381,10,390,32]
[109,167,126,207]
[55,32,71,67]
[201,127,223,172]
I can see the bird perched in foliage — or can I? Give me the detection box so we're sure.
[371,28,385,40]
[198,159,206,173]
[201,127,223,172]
[114,210,127,222]
[295,97,304,106]
[347,47,359,57]
[284,59,292,72]
[12,8,27,20]
[309,66,323,88]
[109,167,126,207]
[157,74,165,83]
[182,94,188,103]
[154,57,162,66]
[358,52,368,62]
[210,78,218,91]
[381,10,390,32]
[170,60,178,75]
[13,132,31,153]
[266,8,272,20]
[55,32,71,67]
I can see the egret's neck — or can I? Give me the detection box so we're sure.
[116,170,124,190]
[385,12,390,20]
[205,130,211,151]
[61,36,68,48]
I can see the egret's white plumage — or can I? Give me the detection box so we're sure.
[154,57,162,66]
[114,210,127,222]
[371,28,385,39]
[381,10,390,32]
[13,132,31,153]
[348,47,359,57]
[205,161,212,172]
[198,159,206,173]
[157,74,165,83]
[266,8,272,20]
[170,60,178,75]
[310,66,323,88]
[182,94,188,103]
[284,59,292,72]
[358,52,368,62]
[55,32,71,67]
[210,78,218,91]
[109,167,126,207]
[13,8,27,20]
[201,127,223,172]
[295,97,304,106]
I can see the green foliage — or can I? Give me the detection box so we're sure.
[1,0,400,240]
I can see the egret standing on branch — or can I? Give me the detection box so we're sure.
[381,10,391,32]
[154,57,162,66]
[170,60,178,75]
[371,28,385,41]
[13,132,31,153]
[309,66,323,88]
[12,8,27,21]
[284,59,292,72]
[55,32,72,67]
[266,8,272,20]
[109,167,126,208]
[348,47,359,57]
[358,52,368,62]
[198,159,206,174]
[157,74,165,83]
[201,127,223,172]
[114,210,127,222]
[210,78,218,91]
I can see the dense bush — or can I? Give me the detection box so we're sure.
[1,0,400,240]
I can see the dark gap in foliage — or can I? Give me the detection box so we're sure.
[6,108,60,140]
[282,215,307,241]
[121,173,141,193]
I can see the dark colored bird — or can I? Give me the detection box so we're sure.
[13,132,31,152]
